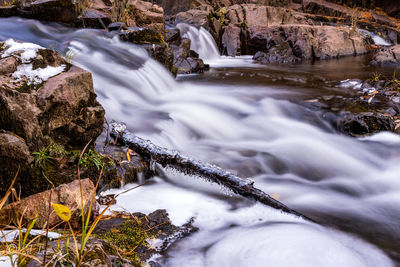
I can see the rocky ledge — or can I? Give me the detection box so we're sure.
[175,0,400,64]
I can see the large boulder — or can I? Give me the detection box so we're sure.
[0,131,34,193]
[338,112,395,136]
[219,4,306,56]
[250,25,367,62]
[112,0,165,32]
[0,179,96,228]
[172,38,208,74]
[176,4,212,28]
[0,39,105,196]
[370,45,400,67]
[0,39,104,151]
[0,0,89,24]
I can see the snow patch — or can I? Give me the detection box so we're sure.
[1,38,66,84]
[13,63,66,85]
[0,255,16,267]
[0,229,61,243]
[2,38,44,63]
[339,79,362,89]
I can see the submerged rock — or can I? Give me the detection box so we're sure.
[171,38,208,74]
[253,46,301,64]
[338,112,395,136]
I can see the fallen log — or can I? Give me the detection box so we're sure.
[110,123,314,222]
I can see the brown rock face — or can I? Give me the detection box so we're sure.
[247,25,367,60]
[0,39,105,196]
[20,0,88,24]
[221,25,241,56]
[37,67,105,149]
[155,0,291,15]
[112,0,165,32]
[176,4,212,27]
[129,0,165,32]
[0,131,34,192]
[0,40,104,151]
[211,3,368,59]
[0,179,96,228]
[371,45,400,67]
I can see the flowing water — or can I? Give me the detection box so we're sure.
[1,18,400,266]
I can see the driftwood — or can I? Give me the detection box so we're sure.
[110,123,314,222]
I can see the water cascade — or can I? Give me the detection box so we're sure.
[176,23,220,61]
[358,29,393,46]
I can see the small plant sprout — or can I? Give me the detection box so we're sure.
[370,72,381,82]
[79,149,106,170]
[32,146,53,170]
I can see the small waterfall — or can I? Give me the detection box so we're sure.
[358,29,392,46]
[176,23,220,61]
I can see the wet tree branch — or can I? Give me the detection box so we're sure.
[111,124,314,223]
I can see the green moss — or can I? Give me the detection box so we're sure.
[218,7,227,26]
[102,219,156,265]
[16,81,43,93]
[370,72,381,83]
[80,149,112,170]
[0,0,15,7]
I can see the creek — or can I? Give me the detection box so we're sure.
[1,17,399,266]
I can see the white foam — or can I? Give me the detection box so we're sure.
[359,29,392,46]
[360,132,400,144]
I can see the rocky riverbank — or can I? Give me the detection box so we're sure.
[0,38,198,266]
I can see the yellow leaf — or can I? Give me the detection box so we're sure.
[52,204,71,222]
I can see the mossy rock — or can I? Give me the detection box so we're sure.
[101,218,157,265]
[119,28,165,44]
